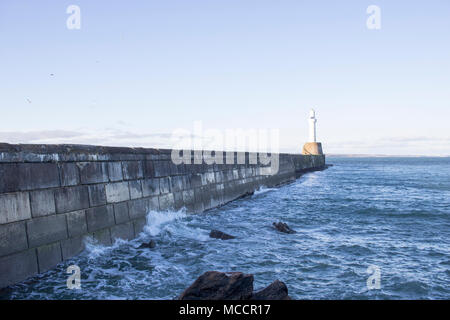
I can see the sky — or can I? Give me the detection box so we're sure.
[0,0,449,155]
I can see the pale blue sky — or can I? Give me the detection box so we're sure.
[1,1,449,155]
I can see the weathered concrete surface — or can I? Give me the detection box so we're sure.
[0,143,326,288]
[0,192,31,224]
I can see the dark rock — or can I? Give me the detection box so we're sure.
[238,191,254,199]
[251,280,291,300]
[138,240,156,249]
[209,230,236,240]
[273,222,296,234]
[178,271,254,300]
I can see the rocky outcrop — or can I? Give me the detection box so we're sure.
[138,240,156,249]
[251,280,291,300]
[178,271,291,300]
[179,271,254,300]
[209,230,236,240]
[273,222,296,234]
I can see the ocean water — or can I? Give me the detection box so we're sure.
[1,157,449,300]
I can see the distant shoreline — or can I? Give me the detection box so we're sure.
[327,154,450,158]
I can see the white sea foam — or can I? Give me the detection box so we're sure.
[142,208,211,241]
[84,236,111,259]
[82,208,195,261]
[253,186,277,196]
[84,235,133,260]
[143,209,188,236]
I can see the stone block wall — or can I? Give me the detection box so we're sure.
[0,143,325,288]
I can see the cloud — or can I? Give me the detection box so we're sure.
[0,130,84,144]
[0,128,209,150]
[1,130,449,156]
[0,129,174,147]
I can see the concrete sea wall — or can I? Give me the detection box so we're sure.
[0,143,325,288]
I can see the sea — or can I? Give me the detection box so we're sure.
[1,157,449,300]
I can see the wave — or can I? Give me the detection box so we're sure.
[143,209,188,236]
[390,280,430,296]
[82,209,192,261]
[334,244,374,256]
[84,236,127,260]
[253,186,277,196]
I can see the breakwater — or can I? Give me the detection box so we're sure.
[0,143,325,288]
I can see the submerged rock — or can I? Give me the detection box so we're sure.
[209,230,236,240]
[138,240,156,249]
[273,222,296,234]
[179,271,253,300]
[251,280,291,300]
[240,191,255,198]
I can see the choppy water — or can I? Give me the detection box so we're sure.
[1,157,449,300]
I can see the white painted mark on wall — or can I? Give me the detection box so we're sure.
[366,265,381,290]
[366,5,381,30]
[66,5,81,30]
[66,265,81,289]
